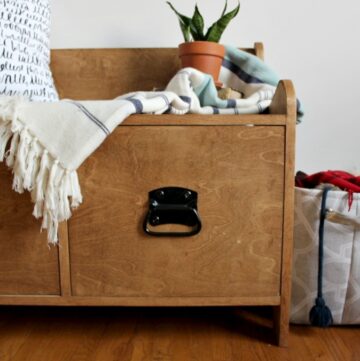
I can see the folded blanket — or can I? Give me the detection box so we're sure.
[0,48,302,244]
[221,45,304,121]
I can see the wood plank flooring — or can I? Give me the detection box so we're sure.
[0,306,359,361]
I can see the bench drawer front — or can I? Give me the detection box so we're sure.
[69,125,284,298]
[0,165,60,296]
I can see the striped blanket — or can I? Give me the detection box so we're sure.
[0,46,302,244]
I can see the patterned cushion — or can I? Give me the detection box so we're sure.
[0,0,58,101]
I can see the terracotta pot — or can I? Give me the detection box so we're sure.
[178,41,225,87]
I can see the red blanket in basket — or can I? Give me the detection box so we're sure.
[295,170,360,209]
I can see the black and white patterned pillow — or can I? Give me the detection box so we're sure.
[0,0,59,101]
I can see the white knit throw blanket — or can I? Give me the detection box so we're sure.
[0,67,275,244]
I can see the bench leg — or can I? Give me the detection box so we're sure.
[273,305,289,347]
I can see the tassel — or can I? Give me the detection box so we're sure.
[0,97,70,245]
[310,297,333,327]
[5,131,19,167]
[47,218,59,245]
[12,174,24,194]
[41,208,49,231]
[43,159,62,244]
[23,138,39,190]
[35,150,49,200]
[33,200,44,219]
[0,124,12,161]
[12,127,31,193]
[309,187,334,327]
[58,170,72,221]
[32,150,50,219]
[41,207,59,244]
[69,170,83,207]
[45,159,59,212]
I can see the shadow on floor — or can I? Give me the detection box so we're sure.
[0,305,276,345]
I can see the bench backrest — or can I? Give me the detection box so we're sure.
[50,44,264,99]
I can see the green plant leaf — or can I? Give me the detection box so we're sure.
[179,21,191,42]
[190,5,205,41]
[167,1,192,42]
[205,1,240,42]
[221,0,228,17]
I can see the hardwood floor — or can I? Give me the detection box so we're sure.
[0,306,359,361]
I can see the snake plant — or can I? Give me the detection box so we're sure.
[167,1,240,43]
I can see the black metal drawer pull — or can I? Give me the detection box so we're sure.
[143,187,202,237]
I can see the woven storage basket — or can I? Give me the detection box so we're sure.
[291,187,360,324]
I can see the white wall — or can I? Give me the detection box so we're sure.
[50,0,360,173]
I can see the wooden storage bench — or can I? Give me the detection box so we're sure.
[0,44,296,346]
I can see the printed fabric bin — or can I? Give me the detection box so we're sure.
[291,187,360,324]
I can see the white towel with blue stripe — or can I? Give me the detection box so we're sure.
[0,46,302,244]
[165,45,303,119]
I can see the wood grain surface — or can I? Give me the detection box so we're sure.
[50,46,262,100]
[0,307,358,360]
[0,295,280,307]
[270,80,297,346]
[254,42,265,60]
[0,44,297,346]
[0,164,60,295]
[58,222,71,296]
[69,125,285,298]
[51,48,180,100]
[121,113,287,126]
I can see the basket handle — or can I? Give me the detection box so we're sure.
[326,208,360,228]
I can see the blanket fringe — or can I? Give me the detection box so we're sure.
[0,97,82,244]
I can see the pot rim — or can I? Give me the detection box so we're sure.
[178,41,225,58]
